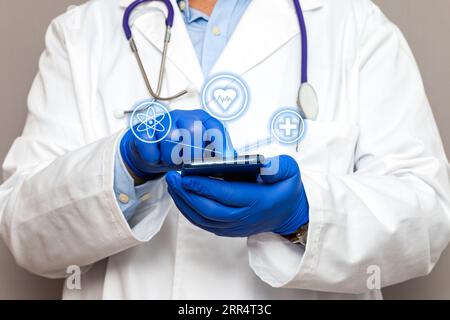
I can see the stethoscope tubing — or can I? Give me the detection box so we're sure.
[122,0,309,99]
[293,0,308,84]
[123,0,174,41]
[123,0,184,102]
[120,0,316,150]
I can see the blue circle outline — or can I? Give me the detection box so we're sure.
[129,99,172,144]
[201,74,249,121]
[271,109,305,144]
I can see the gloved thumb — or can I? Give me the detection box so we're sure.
[259,155,300,184]
[134,136,160,165]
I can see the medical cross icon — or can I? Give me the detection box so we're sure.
[278,116,299,137]
[271,109,305,144]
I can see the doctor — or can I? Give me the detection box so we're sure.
[1,0,450,299]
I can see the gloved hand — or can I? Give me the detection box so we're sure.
[120,109,233,180]
[166,155,309,237]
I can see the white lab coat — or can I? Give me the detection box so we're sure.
[1,0,450,300]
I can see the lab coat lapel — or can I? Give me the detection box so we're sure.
[119,0,204,91]
[210,0,324,77]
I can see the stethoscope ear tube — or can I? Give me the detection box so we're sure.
[123,0,175,40]
[123,0,187,102]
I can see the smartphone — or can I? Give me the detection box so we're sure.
[181,155,265,181]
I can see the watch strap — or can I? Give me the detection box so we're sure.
[283,223,309,247]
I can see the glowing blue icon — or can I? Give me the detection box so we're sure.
[129,99,172,144]
[213,88,237,111]
[136,107,167,138]
[271,109,305,144]
[202,74,249,121]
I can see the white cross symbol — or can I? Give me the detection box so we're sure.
[278,116,298,137]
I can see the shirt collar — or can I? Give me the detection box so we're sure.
[178,0,210,23]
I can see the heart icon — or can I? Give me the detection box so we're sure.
[213,88,237,111]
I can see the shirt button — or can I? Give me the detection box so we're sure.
[118,193,130,204]
[140,193,151,202]
[178,1,186,11]
[212,26,221,36]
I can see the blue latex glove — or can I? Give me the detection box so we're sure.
[121,109,233,180]
[166,155,309,237]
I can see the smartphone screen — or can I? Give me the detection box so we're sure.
[181,155,265,181]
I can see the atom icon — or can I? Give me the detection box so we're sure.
[129,100,172,144]
[136,106,167,140]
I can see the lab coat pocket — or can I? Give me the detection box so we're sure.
[288,120,360,175]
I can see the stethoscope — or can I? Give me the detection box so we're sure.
[118,0,319,150]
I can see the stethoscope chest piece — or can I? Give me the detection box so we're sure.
[297,83,319,121]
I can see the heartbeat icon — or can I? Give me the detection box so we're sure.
[215,96,234,103]
[213,88,237,111]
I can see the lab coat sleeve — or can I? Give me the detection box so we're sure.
[0,17,169,279]
[247,2,450,293]
[113,145,172,240]
[114,147,142,220]
[113,146,157,222]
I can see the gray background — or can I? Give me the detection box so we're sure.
[0,0,449,299]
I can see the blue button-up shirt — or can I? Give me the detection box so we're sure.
[114,0,251,221]
[180,0,251,76]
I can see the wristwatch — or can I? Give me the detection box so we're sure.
[283,224,309,247]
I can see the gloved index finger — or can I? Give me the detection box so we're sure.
[259,155,300,184]
[168,186,241,229]
[202,117,236,158]
[181,175,259,207]
[167,172,248,222]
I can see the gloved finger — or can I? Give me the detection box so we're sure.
[259,155,300,184]
[180,175,258,208]
[133,135,161,166]
[159,110,208,165]
[210,226,254,238]
[122,127,162,173]
[202,116,235,158]
[166,171,247,222]
[174,117,207,161]
[169,187,250,237]
[168,186,240,229]
[154,111,172,142]
[159,116,187,167]
[133,110,173,168]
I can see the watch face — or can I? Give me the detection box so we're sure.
[282,224,308,246]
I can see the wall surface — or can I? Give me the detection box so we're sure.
[0,0,449,299]
[373,0,450,299]
[0,0,86,300]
